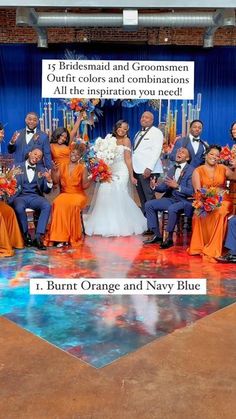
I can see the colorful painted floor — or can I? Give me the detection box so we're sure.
[1,234,235,369]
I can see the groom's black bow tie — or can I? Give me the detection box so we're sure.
[193,137,200,142]
[27,129,35,134]
[27,165,36,171]
[174,164,181,169]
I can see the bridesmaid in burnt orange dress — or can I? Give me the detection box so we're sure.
[50,114,83,166]
[47,144,92,247]
[0,201,24,257]
[188,145,236,262]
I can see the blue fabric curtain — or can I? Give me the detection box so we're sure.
[0,43,235,152]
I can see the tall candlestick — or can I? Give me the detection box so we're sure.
[181,103,186,138]
[173,109,178,141]
[53,102,56,120]
[39,114,44,132]
[158,99,162,124]
[43,100,48,133]
[167,99,170,122]
[48,99,52,137]
[63,110,66,128]
[52,118,56,132]
[197,93,202,111]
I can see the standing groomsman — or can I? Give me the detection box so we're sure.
[132,111,163,223]
[8,111,52,169]
[169,119,208,168]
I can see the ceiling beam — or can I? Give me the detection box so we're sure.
[1,1,236,8]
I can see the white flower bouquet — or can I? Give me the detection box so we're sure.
[93,134,117,165]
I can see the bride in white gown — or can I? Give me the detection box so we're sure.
[85,120,147,236]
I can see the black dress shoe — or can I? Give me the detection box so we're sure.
[32,238,47,251]
[24,233,33,247]
[143,235,163,244]
[160,239,174,249]
[216,253,236,263]
[142,229,153,236]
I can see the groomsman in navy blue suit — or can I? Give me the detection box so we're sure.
[217,216,236,262]
[8,112,52,170]
[169,120,208,168]
[143,148,194,249]
[10,148,52,250]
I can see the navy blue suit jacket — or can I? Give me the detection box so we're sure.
[169,136,208,168]
[8,162,52,203]
[7,128,52,169]
[155,163,194,215]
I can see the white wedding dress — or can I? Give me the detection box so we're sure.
[85,144,147,236]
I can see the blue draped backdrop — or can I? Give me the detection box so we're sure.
[0,43,235,152]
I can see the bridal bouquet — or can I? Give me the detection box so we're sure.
[0,167,21,200]
[192,187,226,216]
[219,145,236,166]
[93,134,117,166]
[89,158,112,183]
[80,144,112,183]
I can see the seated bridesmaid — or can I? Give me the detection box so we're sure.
[188,145,236,262]
[0,201,24,257]
[46,144,92,247]
[50,113,83,167]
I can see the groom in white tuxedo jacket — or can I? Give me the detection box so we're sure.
[132,111,163,215]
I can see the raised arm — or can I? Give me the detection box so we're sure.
[192,168,201,192]
[226,160,236,180]
[42,133,53,169]
[82,166,93,189]
[51,162,60,185]
[7,131,20,153]
[69,113,84,143]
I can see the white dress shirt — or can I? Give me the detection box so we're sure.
[26,127,36,144]
[174,162,187,182]
[25,161,36,183]
[25,161,53,188]
[189,133,200,154]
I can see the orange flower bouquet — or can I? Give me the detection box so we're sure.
[65,98,101,120]
[0,167,21,200]
[89,158,112,183]
[192,187,226,216]
[219,145,236,166]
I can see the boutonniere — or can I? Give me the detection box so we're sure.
[32,133,39,142]
[37,171,43,179]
